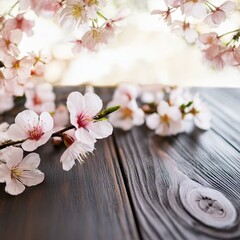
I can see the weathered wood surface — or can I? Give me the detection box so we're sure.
[0,87,139,240]
[0,87,240,240]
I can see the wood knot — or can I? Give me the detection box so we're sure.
[179,183,237,229]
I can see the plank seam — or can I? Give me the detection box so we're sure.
[112,132,144,240]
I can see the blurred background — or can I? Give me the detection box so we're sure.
[1,0,240,87]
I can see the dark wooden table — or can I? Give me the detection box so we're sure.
[0,87,240,240]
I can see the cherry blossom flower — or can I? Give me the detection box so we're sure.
[67,91,113,144]
[146,101,182,136]
[8,110,54,151]
[172,20,198,43]
[113,84,139,101]
[4,13,35,36]
[107,98,145,131]
[20,0,62,17]
[0,29,22,57]
[222,46,240,67]
[0,89,14,114]
[2,55,33,83]
[164,0,182,7]
[81,27,115,51]
[188,95,211,130]
[151,8,172,25]
[0,147,44,195]
[30,50,50,76]
[199,32,220,46]
[84,0,106,19]
[72,39,84,54]
[60,131,94,171]
[0,123,9,143]
[25,83,56,113]
[181,0,207,19]
[0,71,24,96]
[204,1,236,27]
[59,0,88,30]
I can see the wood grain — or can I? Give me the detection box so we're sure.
[104,88,240,240]
[0,87,139,240]
[1,86,240,240]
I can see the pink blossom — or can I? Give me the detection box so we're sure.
[72,39,84,54]
[0,147,44,195]
[0,70,24,96]
[30,50,50,76]
[222,46,240,67]
[8,110,54,151]
[107,98,145,131]
[67,91,113,145]
[164,0,182,7]
[20,0,62,17]
[204,44,225,69]
[188,95,211,130]
[2,55,33,83]
[60,130,94,171]
[25,83,56,113]
[151,8,172,25]
[0,29,22,57]
[81,27,114,51]
[172,20,198,43]
[0,89,14,114]
[4,14,35,36]
[146,101,182,136]
[113,84,139,101]
[84,0,106,19]
[0,123,10,144]
[181,0,207,19]
[59,0,88,30]
[199,32,220,45]
[204,1,236,27]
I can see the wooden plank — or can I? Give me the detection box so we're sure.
[0,87,139,240]
[198,88,240,150]
[109,88,240,240]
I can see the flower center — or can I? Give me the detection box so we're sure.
[11,167,22,178]
[77,113,91,128]
[28,126,43,140]
[161,114,170,123]
[13,61,20,69]
[33,94,42,105]
[72,5,84,19]
[121,107,133,118]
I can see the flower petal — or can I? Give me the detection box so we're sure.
[22,139,38,152]
[5,147,23,169]
[19,153,41,169]
[5,178,25,195]
[146,113,160,130]
[15,110,39,130]
[7,124,28,141]
[75,128,96,145]
[88,120,113,139]
[83,92,103,117]
[39,112,54,132]
[0,163,11,182]
[20,170,44,186]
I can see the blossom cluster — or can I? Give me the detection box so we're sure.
[108,84,211,135]
[0,0,125,114]
[0,90,119,195]
[152,0,240,69]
